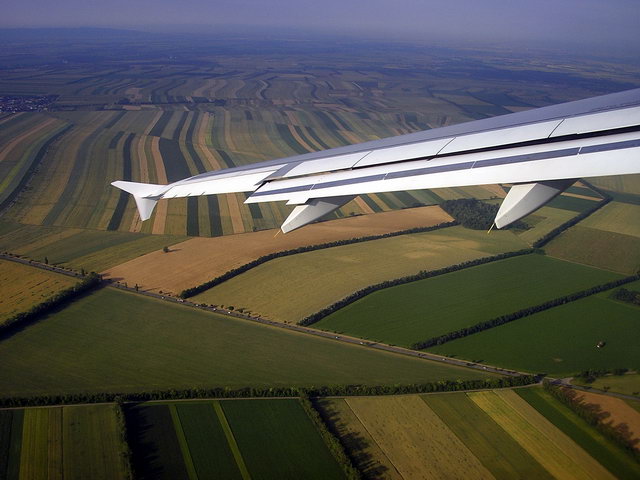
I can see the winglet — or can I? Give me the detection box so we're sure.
[111,180,166,221]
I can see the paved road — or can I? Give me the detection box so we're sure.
[0,252,84,279]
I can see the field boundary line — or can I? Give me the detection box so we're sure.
[169,405,198,480]
[212,401,251,480]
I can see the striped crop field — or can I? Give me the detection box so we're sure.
[516,387,640,479]
[468,390,615,480]
[0,288,493,397]
[343,395,494,479]
[192,225,528,323]
[103,205,454,295]
[126,399,344,480]
[428,290,640,376]
[0,405,129,480]
[314,254,620,348]
[0,259,78,323]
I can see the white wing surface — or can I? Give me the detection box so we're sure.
[112,88,640,232]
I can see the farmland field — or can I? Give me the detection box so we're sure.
[192,225,528,323]
[575,390,640,446]
[344,395,494,479]
[517,387,640,479]
[221,399,345,479]
[573,374,640,396]
[314,254,620,347]
[579,202,640,238]
[0,288,493,397]
[0,258,78,323]
[428,294,640,376]
[103,205,454,294]
[469,390,614,479]
[0,405,128,480]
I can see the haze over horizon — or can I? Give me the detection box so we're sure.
[2,0,639,55]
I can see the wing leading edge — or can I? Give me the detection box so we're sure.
[112,88,640,232]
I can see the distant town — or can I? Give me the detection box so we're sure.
[0,94,57,112]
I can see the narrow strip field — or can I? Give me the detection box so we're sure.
[517,387,640,479]
[0,259,78,323]
[192,225,527,323]
[428,293,640,376]
[314,255,620,347]
[0,405,128,480]
[103,205,453,294]
[0,288,492,397]
[344,395,494,479]
[469,390,614,480]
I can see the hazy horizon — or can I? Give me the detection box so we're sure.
[2,0,639,55]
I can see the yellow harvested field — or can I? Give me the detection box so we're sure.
[577,390,640,448]
[192,225,526,322]
[345,395,493,480]
[103,206,453,294]
[580,202,640,238]
[317,399,402,480]
[469,390,614,480]
[0,259,78,323]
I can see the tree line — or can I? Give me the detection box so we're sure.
[179,221,458,298]
[543,380,640,460]
[440,198,527,230]
[299,248,536,326]
[411,273,640,350]
[0,375,538,408]
[0,272,102,340]
[299,393,361,479]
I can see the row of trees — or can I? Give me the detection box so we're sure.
[440,198,527,230]
[0,272,102,340]
[412,273,640,349]
[543,380,640,460]
[179,221,458,298]
[575,368,633,384]
[299,248,536,326]
[299,393,361,479]
[0,375,538,408]
[532,196,611,248]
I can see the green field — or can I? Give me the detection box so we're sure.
[315,255,621,347]
[580,202,640,238]
[573,374,640,396]
[516,387,640,479]
[193,225,528,323]
[428,294,640,376]
[423,393,553,479]
[0,288,492,397]
[0,405,129,480]
[222,399,345,479]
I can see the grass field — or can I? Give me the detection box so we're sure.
[0,259,78,323]
[103,205,453,294]
[469,390,614,480]
[517,387,640,479]
[193,225,528,323]
[314,254,620,347]
[345,395,494,479]
[580,202,640,238]
[423,393,553,479]
[221,399,345,479]
[428,293,640,376]
[0,405,128,480]
[0,288,493,397]
[573,374,640,396]
[545,226,640,275]
[516,206,577,244]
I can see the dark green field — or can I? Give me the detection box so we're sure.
[222,399,345,479]
[315,255,621,347]
[0,288,492,397]
[428,295,640,376]
[516,387,640,479]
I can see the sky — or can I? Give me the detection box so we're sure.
[2,0,639,51]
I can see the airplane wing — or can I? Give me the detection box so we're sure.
[113,88,640,233]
